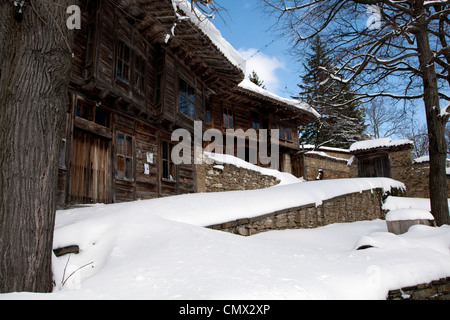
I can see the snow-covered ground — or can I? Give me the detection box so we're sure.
[1,177,449,300]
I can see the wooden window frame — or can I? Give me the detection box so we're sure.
[116,40,131,84]
[205,104,211,124]
[116,132,134,181]
[162,141,176,182]
[178,78,196,120]
[76,99,95,122]
[278,124,294,142]
[286,126,293,141]
[134,54,146,94]
[223,107,234,129]
[252,111,261,129]
[75,98,112,129]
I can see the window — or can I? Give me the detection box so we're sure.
[116,41,131,83]
[162,141,176,181]
[179,79,195,119]
[286,127,293,141]
[278,124,294,142]
[205,104,211,123]
[95,107,111,128]
[76,98,111,128]
[223,107,234,128]
[76,100,94,121]
[278,124,285,140]
[252,111,261,129]
[117,133,133,180]
[134,55,145,93]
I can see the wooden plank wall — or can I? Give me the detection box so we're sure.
[207,96,300,150]
[135,121,159,200]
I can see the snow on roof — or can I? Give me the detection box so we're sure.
[238,79,321,119]
[385,209,434,222]
[305,151,349,163]
[383,196,433,212]
[173,0,246,72]
[414,155,450,165]
[301,144,351,154]
[350,138,414,152]
[413,155,430,164]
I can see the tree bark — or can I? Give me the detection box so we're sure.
[0,0,74,293]
[414,9,450,227]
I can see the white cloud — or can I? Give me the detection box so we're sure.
[238,48,285,94]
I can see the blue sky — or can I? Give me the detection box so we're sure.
[211,0,302,99]
[209,0,430,131]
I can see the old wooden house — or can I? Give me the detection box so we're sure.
[207,80,319,177]
[57,0,318,207]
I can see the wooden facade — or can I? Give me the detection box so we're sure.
[57,0,318,207]
[206,81,318,176]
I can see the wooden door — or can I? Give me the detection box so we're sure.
[357,153,391,178]
[291,154,305,178]
[70,129,111,204]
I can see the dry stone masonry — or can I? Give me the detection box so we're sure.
[208,189,389,236]
[388,277,450,300]
[196,162,280,193]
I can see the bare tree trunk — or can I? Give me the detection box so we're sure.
[0,1,74,293]
[414,14,450,226]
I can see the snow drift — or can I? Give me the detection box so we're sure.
[1,179,449,300]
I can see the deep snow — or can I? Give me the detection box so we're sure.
[1,178,449,300]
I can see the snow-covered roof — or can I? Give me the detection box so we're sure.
[305,151,349,163]
[385,209,434,222]
[173,0,246,72]
[350,138,414,153]
[301,144,351,154]
[237,79,321,119]
[413,155,430,164]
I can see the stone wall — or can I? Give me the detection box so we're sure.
[304,153,351,181]
[389,151,450,198]
[388,277,450,300]
[349,149,450,198]
[208,189,387,236]
[196,162,280,193]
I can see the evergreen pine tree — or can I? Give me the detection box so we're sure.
[295,36,366,149]
[249,70,266,89]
